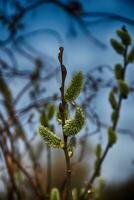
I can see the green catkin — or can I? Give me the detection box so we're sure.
[63,107,85,136]
[39,126,64,148]
[64,71,83,102]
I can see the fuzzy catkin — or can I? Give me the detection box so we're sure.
[63,107,85,136]
[64,72,83,102]
[39,126,64,148]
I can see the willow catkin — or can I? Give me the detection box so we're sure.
[63,107,85,137]
[39,126,64,148]
[64,72,83,102]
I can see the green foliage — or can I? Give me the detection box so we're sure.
[116,29,132,45]
[108,127,117,147]
[50,188,60,200]
[39,126,64,148]
[110,39,124,55]
[64,71,83,102]
[63,106,85,137]
[114,64,123,80]
[118,80,130,99]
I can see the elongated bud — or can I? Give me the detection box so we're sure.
[114,64,123,80]
[111,111,118,124]
[116,29,131,45]
[64,72,83,102]
[39,126,64,148]
[63,107,85,136]
[50,188,60,200]
[67,147,73,157]
[108,127,117,147]
[110,39,124,55]
[109,91,118,110]
[118,80,129,99]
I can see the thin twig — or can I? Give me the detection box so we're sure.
[58,47,72,200]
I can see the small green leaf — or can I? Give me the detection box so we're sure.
[118,80,130,99]
[39,126,64,148]
[127,46,134,64]
[116,29,131,45]
[50,188,60,200]
[110,39,124,55]
[114,64,123,80]
[65,72,83,102]
[108,127,117,147]
[109,91,118,110]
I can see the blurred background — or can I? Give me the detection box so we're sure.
[0,0,134,199]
